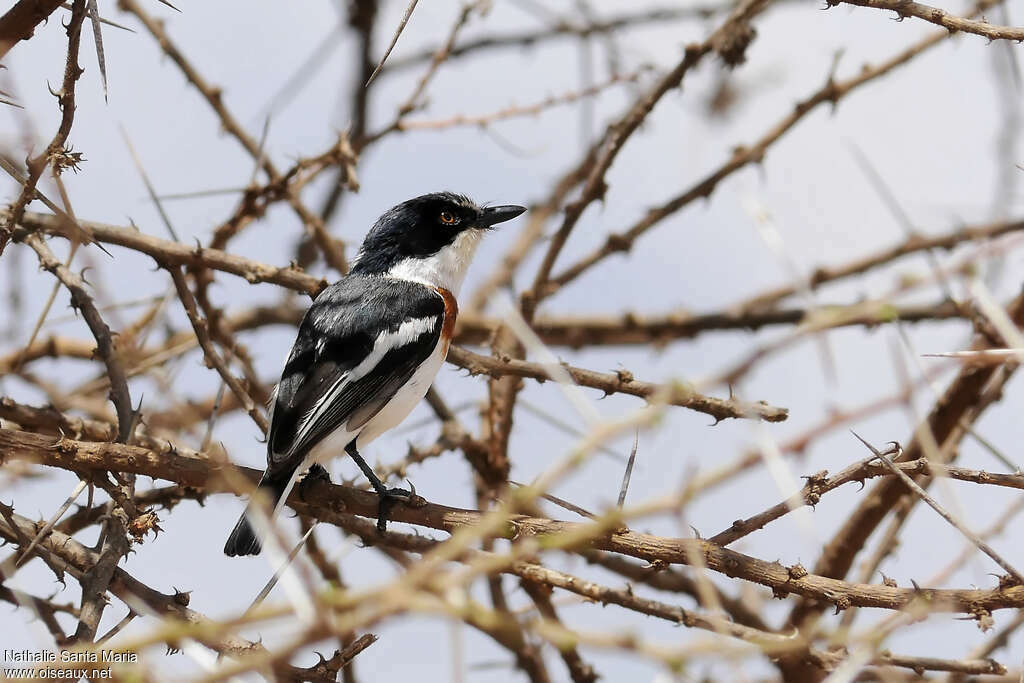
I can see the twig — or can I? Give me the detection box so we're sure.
[365,0,419,86]
[520,580,599,683]
[17,210,326,295]
[0,0,88,256]
[382,5,740,74]
[850,431,1024,584]
[16,479,87,566]
[399,71,647,131]
[165,267,268,434]
[831,0,1024,41]
[616,430,639,507]
[709,454,1024,547]
[70,508,129,644]
[8,427,1024,615]
[118,0,349,273]
[23,234,135,442]
[447,345,788,422]
[790,289,1024,631]
[454,300,965,347]
[524,41,712,317]
[0,0,64,59]
[545,5,998,296]
[736,218,1024,311]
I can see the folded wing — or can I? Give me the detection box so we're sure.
[265,277,444,477]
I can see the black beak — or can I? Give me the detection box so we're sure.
[479,204,526,228]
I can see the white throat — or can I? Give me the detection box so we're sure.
[386,229,483,293]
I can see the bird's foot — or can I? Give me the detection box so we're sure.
[298,463,332,501]
[376,481,425,534]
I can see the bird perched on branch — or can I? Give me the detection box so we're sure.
[224,192,525,556]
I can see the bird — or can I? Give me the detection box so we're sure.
[223,192,525,556]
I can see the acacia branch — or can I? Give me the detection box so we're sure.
[736,218,1024,311]
[381,5,740,75]
[454,300,963,347]
[525,42,710,314]
[780,291,1024,682]
[1,0,89,256]
[117,0,349,273]
[798,293,1024,606]
[831,0,1024,41]
[16,210,326,295]
[447,346,788,422]
[0,0,64,58]
[166,266,268,434]
[545,1,1001,296]
[709,455,1024,547]
[0,508,374,680]
[23,234,135,443]
[6,427,1024,615]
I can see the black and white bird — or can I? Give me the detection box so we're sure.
[224,192,525,557]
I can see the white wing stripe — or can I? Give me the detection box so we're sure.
[350,316,438,380]
[287,316,439,455]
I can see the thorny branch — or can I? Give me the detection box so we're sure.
[831,0,1024,41]
[0,0,90,255]
[3,427,1024,619]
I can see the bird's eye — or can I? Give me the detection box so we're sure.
[440,211,458,225]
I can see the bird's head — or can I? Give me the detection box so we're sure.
[351,192,525,293]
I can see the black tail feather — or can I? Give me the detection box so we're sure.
[224,514,262,556]
[223,471,292,557]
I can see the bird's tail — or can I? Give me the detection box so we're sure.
[223,470,293,557]
[223,513,262,557]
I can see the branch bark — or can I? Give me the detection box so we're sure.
[5,427,1024,615]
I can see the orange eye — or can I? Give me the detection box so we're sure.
[440,211,457,225]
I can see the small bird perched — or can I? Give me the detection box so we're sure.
[224,192,525,556]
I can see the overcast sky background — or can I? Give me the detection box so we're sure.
[2,0,1023,680]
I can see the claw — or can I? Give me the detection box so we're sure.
[306,463,331,482]
[376,485,417,533]
[298,464,332,502]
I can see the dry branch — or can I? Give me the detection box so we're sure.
[797,293,1024,615]
[166,266,268,433]
[0,0,64,58]
[117,0,350,273]
[455,300,963,348]
[831,0,1024,41]
[15,210,327,295]
[0,508,376,680]
[545,2,999,296]
[0,0,89,255]
[5,428,1024,616]
[447,346,788,422]
[22,234,135,443]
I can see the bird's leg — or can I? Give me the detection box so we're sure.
[298,463,332,502]
[345,440,420,533]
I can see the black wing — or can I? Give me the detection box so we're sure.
[265,276,444,476]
